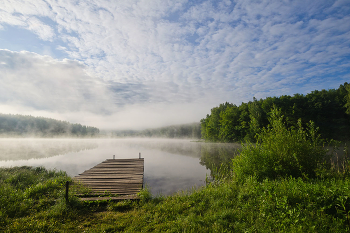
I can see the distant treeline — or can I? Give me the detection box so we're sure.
[108,123,201,139]
[0,114,99,137]
[201,82,350,142]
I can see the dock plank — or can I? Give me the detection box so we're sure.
[79,195,139,201]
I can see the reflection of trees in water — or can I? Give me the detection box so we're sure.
[199,143,241,177]
[109,139,203,158]
[114,139,241,177]
[0,139,98,161]
[142,140,203,158]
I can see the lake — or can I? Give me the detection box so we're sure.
[0,138,240,196]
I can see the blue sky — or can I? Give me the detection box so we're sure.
[0,0,349,129]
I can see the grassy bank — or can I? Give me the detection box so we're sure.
[0,166,349,232]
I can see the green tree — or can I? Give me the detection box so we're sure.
[345,82,350,115]
[247,97,263,141]
[201,102,233,141]
[219,105,240,142]
[233,107,328,182]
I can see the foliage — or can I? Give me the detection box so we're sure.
[346,83,350,115]
[232,107,329,182]
[201,102,235,142]
[1,166,350,232]
[0,166,71,219]
[199,143,240,180]
[201,82,350,142]
[107,122,201,139]
[0,114,99,137]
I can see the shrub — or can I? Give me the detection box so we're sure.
[232,107,328,182]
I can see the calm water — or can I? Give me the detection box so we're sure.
[0,138,240,195]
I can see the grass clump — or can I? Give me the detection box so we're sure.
[233,107,332,182]
[0,166,70,219]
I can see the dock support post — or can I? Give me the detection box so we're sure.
[113,155,115,159]
[139,152,141,159]
[65,181,69,202]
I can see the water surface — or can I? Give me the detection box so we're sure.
[0,138,240,195]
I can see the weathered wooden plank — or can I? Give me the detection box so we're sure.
[89,192,138,195]
[78,180,142,184]
[79,173,143,176]
[77,173,143,176]
[104,159,144,162]
[80,170,143,173]
[92,166,143,169]
[100,162,143,166]
[90,188,141,191]
[89,189,141,192]
[78,185,142,188]
[92,187,140,190]
[82,183,142,187]
[74,179,143,183]
[102,160,144,162]
[86,170,142,174]
[75,175,142,179]
[80,171,143,175]
[79,195,139,201]
[99,162,144,165]
[80,170,143,174]
[90,192,140,195]
[95,162,144,165]
[87,168,143,171]
[82,169,143,172]
[89,166,143,169]
[80,175,142,177]
[88,189,141,193]
[87,187,141,190]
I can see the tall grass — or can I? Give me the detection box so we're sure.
[2,169,349,232]
[0,167,67,218]
[232,107,336,182]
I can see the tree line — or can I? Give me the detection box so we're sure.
[0,114,99,137]
[108,123,201,139]
[201,82,350,142]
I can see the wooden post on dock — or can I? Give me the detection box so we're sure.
[139,152,141,159]
[113,155,115,159]
[65,181,69,202]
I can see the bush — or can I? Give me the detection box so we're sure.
[232,107,329,182]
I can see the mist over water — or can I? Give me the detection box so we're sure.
[0,138,98,161]
[0,138,240,195]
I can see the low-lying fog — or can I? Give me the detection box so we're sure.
[0,138,241,196]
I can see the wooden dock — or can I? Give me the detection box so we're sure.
[74,158,144,199]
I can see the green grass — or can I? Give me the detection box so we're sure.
[0,166,350,232]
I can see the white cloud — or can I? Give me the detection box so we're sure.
[26,17,55,41]
[0,49,214,129]
[0,0,349,129]
[0,50,113,113]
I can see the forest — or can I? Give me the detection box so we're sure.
[201,82,350,142]
[0,114,99,137]
[106,122,201,139]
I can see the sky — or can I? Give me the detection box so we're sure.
[0,0,349,130]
